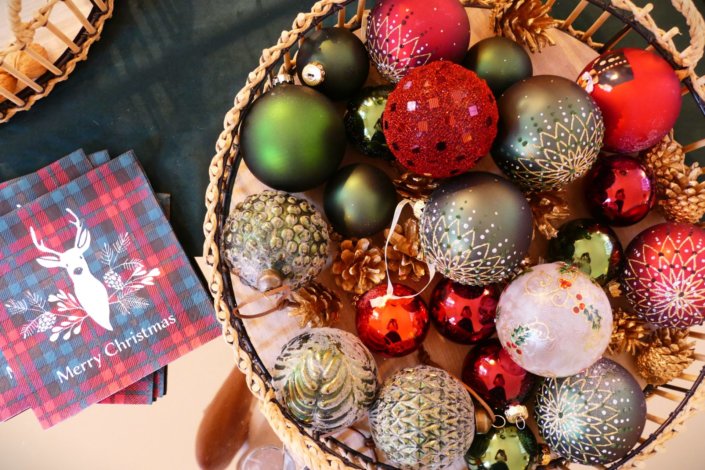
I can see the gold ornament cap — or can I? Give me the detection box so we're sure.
[505,404,529,425]
[301,62,325,86]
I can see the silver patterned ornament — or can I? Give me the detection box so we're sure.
[272,328,378,433]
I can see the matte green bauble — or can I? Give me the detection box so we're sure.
[324,163,397,237]
[241,84,345,192]
[222,190,329,292]
[296,27,370,101]
[547,218,624,285]
[463,37,533,97]
[369,365,475,469]
[492,75,604,192]
[272,328,378,433]
[344,85,394,159]
[465,424,538,470]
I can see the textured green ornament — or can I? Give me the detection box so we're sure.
[344,85,394,159]
[222,190,329,292]
[463,37,533,97]
[369,365,475,469]
[241,84,346,192]
[323,163,397,237]
[272,328,378,433]
[465,424,538,470]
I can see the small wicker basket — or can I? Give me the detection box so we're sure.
[203,1,705,468]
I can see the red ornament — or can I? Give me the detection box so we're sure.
[365,0,470,83]
[355,283,430,357]
[429,277,500,344]
[584,154,655,226]
[461,339,537,411]
[622,223,705,328]
[577,48,681,153]
[383,61,498,178]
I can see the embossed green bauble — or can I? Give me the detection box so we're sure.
[369,365,475,469]
[344,85,394,159]
[465,424,538,470]
[222,190,329,292]
[272,328,378,433]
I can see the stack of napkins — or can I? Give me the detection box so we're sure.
[0,149,219,427]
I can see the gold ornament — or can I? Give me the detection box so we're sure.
[384,218,426,282]
[527,190,570,239]
[6,43,50,86]
[393,172,439,201]
[608,308,649,355]
[331,238,386,295]
[0,72,16,102]
[287,282,342,328]
[636,328,695,385]
[491,0,559,53]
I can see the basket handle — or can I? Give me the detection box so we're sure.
[9,0,35,46]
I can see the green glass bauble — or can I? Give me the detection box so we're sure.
[272,328,378,433]
[465,425,538,470]
[323,163,397,237]
[344,85,394,159]
[241,84,345,192]
[296,27,370,101]
[463,37,533,97]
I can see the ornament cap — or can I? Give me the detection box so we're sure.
[257,269,283,291]
[301,62,325,86]
[272,73,294,87]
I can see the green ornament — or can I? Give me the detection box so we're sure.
[323,163,397,237]
[344,85,394,159]
[463,37,533,97]
[241,84,346,192]
[272,328,378,433]
[296,27,370,101]
[465,425,538,470]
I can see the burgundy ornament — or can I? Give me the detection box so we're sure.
[462,339,537,411]
[429,278,500,344]
[356,283,430,357]
[584,154,655,226]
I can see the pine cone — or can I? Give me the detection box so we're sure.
[384,218,426,282]
[491,0,559,53]
[103,270,125,291]
[393,172,439,201]
[636,328,695,385]
[527,190,570,239]
[37,313,57,333]
[332,239,386,295]
[608,309,649,355]
[288,282,342,328]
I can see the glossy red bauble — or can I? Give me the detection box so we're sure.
[622,223,705,328]
[584,154,655,226]
[365,0,470,83]
[429,278,500,344]
[355,283,430,357]
[461,339,537,411]
[383,61,498,178]
[577,48,681,153]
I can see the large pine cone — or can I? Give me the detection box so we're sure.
[384,218,426,282]
[636,328,695,385]
[331,238,386,294]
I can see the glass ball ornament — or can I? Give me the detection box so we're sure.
[365,0,470,83]
[622,222,705,327]
[535,358,646,465]
[584,154,655,226]
[382,61,498,178]
[429,277,500,344]
[369,365,475,469]
[547,218,624,286]
[463,36,533,97]
[344,85,394,159]
[272,328,379,433]
[492,75,604,192]
[577,48,681,153]
[465,424,539,470]
[495,262,613,378]
[419,172,533,286]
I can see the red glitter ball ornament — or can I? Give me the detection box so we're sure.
[355,283,430,357]
[429,277,500,344]
[365,0,470,83]
[622,222,705,328]
[577,48,681,153]
[383,61,498,178]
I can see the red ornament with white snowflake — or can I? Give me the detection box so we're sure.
[622,222,705,328]
[365,0,470,83]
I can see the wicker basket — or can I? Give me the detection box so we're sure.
[203,1,705,468]
[0,0,114,123]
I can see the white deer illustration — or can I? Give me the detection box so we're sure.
[30,209,113,331]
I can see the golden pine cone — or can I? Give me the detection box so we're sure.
[384,218,426,282]
[526,190,570,239]
[288,282,342,328]
[608,309,649,355]
[393,172,439,201]
[636,328,695,385]
[491,0,559,53]
[332,238,386,295]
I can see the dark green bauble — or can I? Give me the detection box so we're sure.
[296,27,370,101]
[241,84,346,192]
[344,85,394,160]
[491,75,604,192]
[324,163,397,237]
[463,37,533,97]
[547,218,624,286]
[465,424,538,470]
